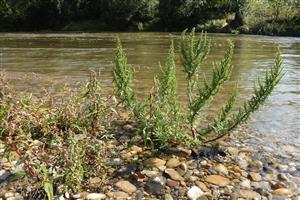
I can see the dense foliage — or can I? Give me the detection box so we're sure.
[0,0,299,35]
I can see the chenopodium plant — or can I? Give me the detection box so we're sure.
[113,28,283,148]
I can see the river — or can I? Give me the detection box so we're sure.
[0,32,299,155]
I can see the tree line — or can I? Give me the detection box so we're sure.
[0,0,299,35]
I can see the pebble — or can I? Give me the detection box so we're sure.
[111,191,129,199]
[89,177,102,187]
[227,147,239,156]
[240,179,251,189]
[145,158,166,168]
[4,192,15,198]
[6,197,23,200]
[187,186,204,200]
[278,173,289,181]
[195,181,209,192]
[145,176,166,195]
[205,175,230,187]
[251,181,270,190]
[215,164,228,175]
[130,145,143,153]
[265,173,277,181]
[86,193,106,200]
[276,164,289,171]
[115,180,137,193]
[238,190,261,199]
[108,158,124,166]
[166,179,179,188]
[166,158,181,168]
[249,160,263,172]
[272,188,292,196]
[177,163,188,176]
[72,192,88,199]
[165,194,174,200]
[248,172,262,182]
[200,160,208,166]
[189,175,198,182]
[271,182,287,190]
[142,169,159,177]
[0,169,11,183]
[237,157,248,169]
[164,168,184,181]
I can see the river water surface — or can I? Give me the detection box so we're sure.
[0,32,299,155]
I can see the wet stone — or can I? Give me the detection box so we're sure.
[0,170,11,183]
[145,176,166,195]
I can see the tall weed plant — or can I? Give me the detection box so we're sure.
[113,28,283,148]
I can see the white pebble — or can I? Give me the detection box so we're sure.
[86,193,106,200]
[187,186,204,200]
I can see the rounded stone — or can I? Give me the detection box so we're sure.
[272,188,292,196]
[115,180,137,193]
[238,190,261,199]
[248,172,262,182]
[187,186,204,200]
[112,191,129,199]
[166,158,181,168]
[240,179,251,189]
[86,193,106,200]
[205,175,231,187]
[165,168,184,181]
[215,164,228,175]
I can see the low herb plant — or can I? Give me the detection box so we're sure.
[113,28,283,148]
[0,72,115,196]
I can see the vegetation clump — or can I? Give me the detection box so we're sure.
[0,29,283,198]
[113,28,283,148]
[0,72,116,195]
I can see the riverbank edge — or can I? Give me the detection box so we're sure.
[0,124,299,200]
[1,21,299,37]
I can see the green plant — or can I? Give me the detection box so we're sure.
[113,28,283,148]
[40,165,54,200]
[0,71,112,195]
[64,130,86,192]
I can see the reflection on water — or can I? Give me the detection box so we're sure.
[0,32,299,151]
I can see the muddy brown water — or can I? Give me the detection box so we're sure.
[0,32,299,154]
